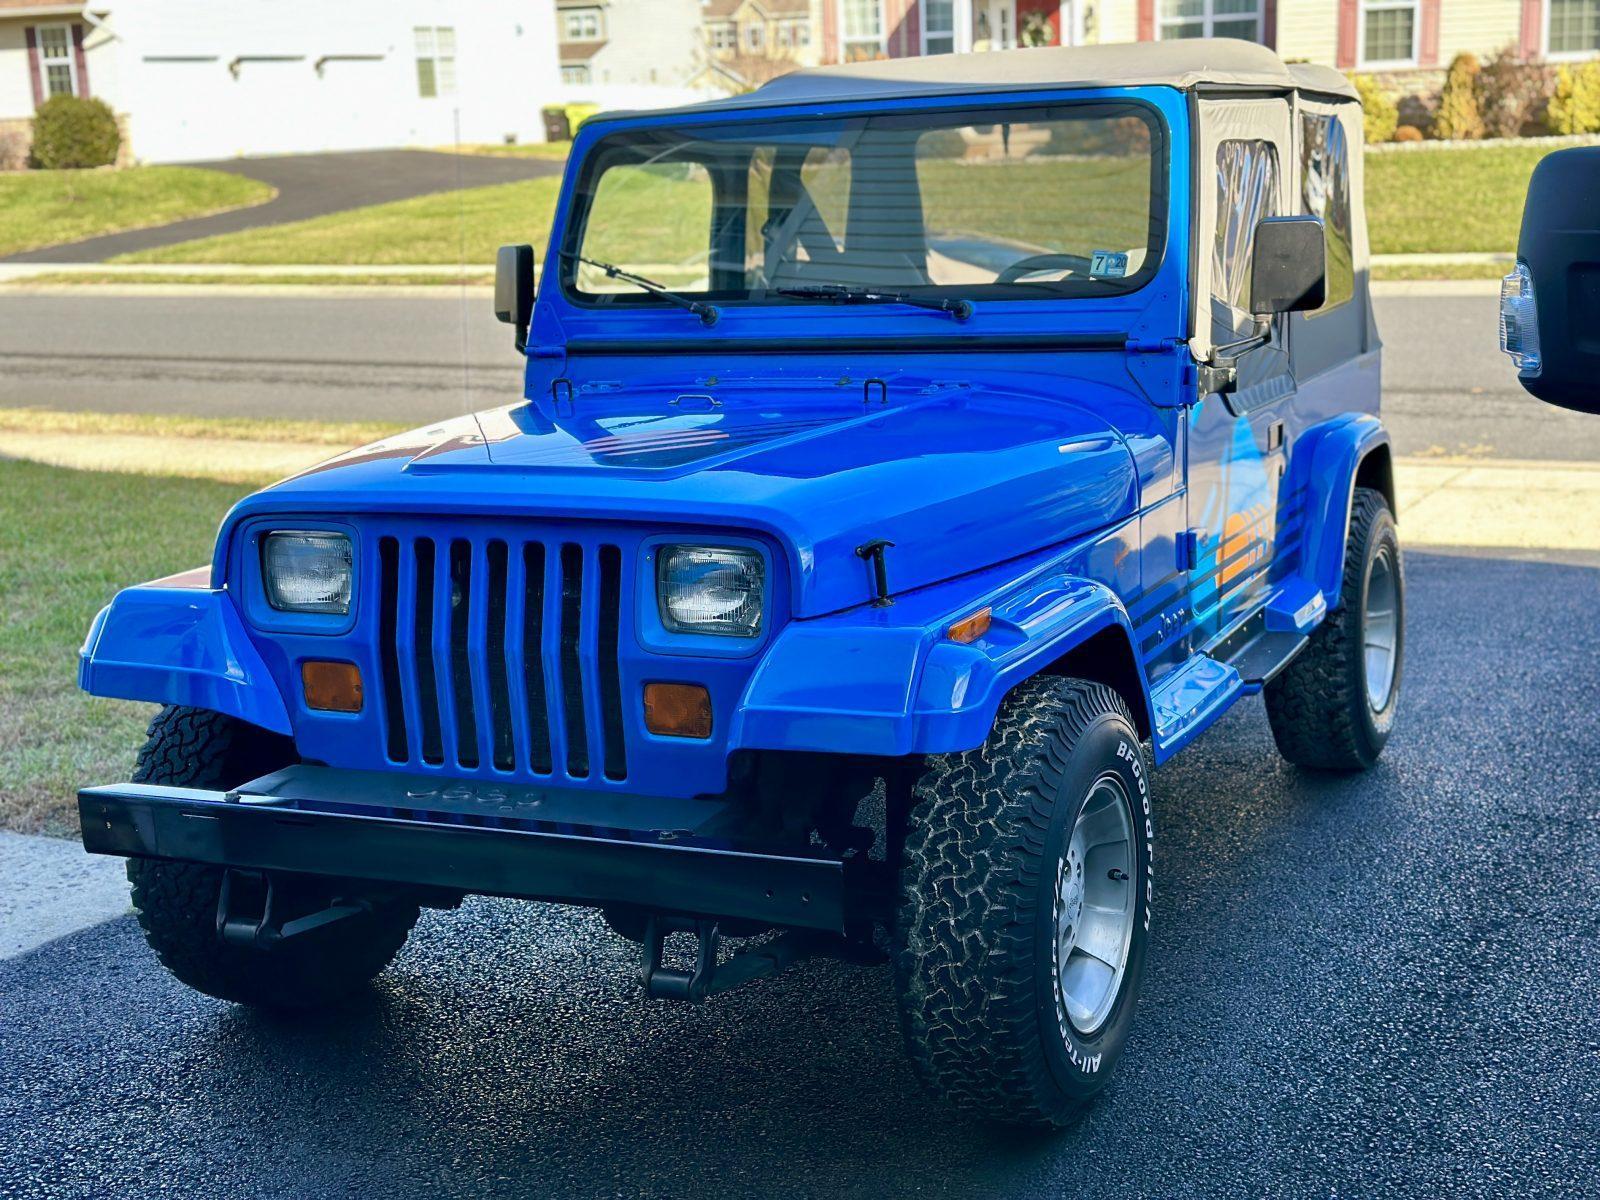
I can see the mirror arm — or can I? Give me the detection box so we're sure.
[1198,317,1272,397]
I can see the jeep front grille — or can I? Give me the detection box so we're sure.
[374,531,628,782]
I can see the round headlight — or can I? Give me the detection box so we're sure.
[262,531,353,614]
[657,545,764,637]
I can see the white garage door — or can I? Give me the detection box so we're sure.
[129,59,240,162]
[309,58,395,153]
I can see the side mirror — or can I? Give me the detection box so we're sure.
[1249,216,1327,317]
[494,243,535,353]
[1505,146,1600,414]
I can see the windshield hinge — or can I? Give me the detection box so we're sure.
[1124,336,1185,355]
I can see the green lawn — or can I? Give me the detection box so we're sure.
[118,176,564,265]
[113,139,1565,271]
[1365,142,1557,255]
[0,166,274,257]
[0,459,252,834]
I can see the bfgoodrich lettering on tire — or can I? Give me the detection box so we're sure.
[893,676,1153,1128]
[1265,486,1404,771]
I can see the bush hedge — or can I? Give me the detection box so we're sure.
[29,95,119,169]
[1350,74,1398,144]
[1432,53,1485,140]
[1548,62,1600,135]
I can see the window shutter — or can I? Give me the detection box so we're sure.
[1335,0,1358,68]
[1519,0,1544,58]
[24,26,45,110]
[1137,0,1154,41]
[1418,0,1441,66]
[71,23,89,97]
[1263,0,1278,49]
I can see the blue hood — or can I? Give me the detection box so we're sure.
[237,379,1144,617]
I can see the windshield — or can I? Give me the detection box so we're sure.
[561,100,1165,312]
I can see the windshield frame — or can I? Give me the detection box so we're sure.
[555,95,1170,317]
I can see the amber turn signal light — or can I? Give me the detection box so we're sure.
[302,660,363,713]
[644,682,712,739]
[947,607,993,644]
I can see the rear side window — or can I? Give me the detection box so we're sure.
[1299,111,1354,315]
[1212,138,1279,342]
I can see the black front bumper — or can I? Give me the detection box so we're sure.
[79,766,852,933]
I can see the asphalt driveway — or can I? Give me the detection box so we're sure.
[0,149,564,265]
[2,547,1597,1199]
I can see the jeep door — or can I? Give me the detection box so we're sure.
[1186,96,1295,648]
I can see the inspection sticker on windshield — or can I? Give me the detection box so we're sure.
[1090,251,1129,279]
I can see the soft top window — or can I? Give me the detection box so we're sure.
[561,101,1167,311]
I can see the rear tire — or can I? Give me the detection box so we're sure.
[126,706,418,1011]
[893,677,1153,1128]
[1265,486,1404,770]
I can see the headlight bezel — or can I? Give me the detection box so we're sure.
[237,521,361,635]
[637,536,776,658]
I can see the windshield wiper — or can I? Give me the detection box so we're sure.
[563,252,719,326]
[776,284,973,322]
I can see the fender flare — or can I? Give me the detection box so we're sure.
[1295,414,1393,610]
[79,587,292,736]
[733,568,1153,758]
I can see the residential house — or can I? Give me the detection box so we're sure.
[701,0,824,84]
[817,2,1597,82]
[556,0,713,102]
[0,0,561,165]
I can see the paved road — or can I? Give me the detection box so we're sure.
[3,547,1597,1198]
[0,150,563,264]
[2,289,1594,462]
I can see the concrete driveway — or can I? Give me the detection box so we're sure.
[0,149,565,265]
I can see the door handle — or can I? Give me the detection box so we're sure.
[1266,419,1285,452]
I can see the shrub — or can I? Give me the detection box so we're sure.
[1394,124,1424,142]
[1547,61,1600,134]
[1350,73,1398,144]
[29,95,119,169]
[1431,52,1485,140]
[1477,47,1554,138]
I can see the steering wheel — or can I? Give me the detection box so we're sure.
[995,253,1097,285]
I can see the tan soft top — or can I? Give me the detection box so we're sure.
[593,39,1358,124]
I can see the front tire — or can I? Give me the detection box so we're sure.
[893,677,1153,1128]
[1265,486,1404,770]
[126,706,418,1010]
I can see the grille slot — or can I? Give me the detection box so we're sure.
[375,530,626,782]
[558,543,590,779]
[377,537,407,762]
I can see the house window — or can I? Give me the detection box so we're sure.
[841,0,884,60]
[414,26,456,98]
[1548,0,1600,57]
[710,23,737,50]
[745,22,765,51]
[1360,0,1418,66]
[1158,0,1263,41]
[923,0,956,53]
[36,25,78,98]
[561,64,591,85]
[563,9,603,40]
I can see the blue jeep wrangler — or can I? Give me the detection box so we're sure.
[78,41,1400,1127]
